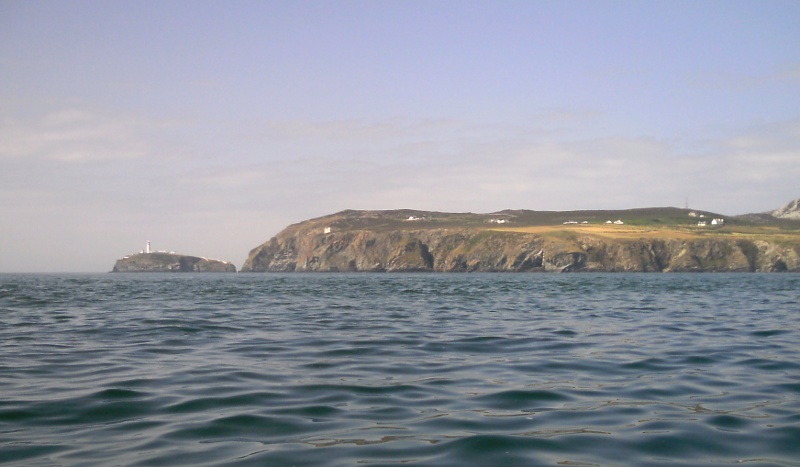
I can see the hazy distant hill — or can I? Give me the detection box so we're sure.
[734,197,800,225]
[772,198,800,220]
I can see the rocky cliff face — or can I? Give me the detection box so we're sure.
[241,227,800,273]
[112,253,237,272]
[772,198,800,220]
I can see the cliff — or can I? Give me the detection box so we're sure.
[112,253,237,273]
[241,209,800,273]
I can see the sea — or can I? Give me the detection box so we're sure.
[1,273,799,466]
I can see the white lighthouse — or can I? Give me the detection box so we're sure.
[146,241,151,254]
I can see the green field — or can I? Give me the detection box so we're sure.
[312,207,800,242]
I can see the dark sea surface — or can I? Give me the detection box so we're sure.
[1,273,799,466]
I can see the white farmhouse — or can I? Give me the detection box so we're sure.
[711,218,724,225]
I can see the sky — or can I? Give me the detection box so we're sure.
[2,0,799,272]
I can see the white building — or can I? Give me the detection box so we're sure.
[711,218,724,225]
[324,227,331,234]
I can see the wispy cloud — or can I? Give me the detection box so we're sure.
[689,63,800,91]
[0,109,159,162]
[6,109,795,216]
[276,117,799,214]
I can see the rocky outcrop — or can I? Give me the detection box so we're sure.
[772,198,800,220]
[112,253,236,272]
[241,226,800,273]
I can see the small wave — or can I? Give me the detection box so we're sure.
[4,273,800,466]
[474,389,573,411]
[164,413,318,444]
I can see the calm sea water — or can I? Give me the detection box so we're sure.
[1,273,799,466]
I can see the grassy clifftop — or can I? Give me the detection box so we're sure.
[298,207,800,240]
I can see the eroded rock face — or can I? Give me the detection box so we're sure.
[753,240,800,272]
[772,198,800,220]
[241,227,800,273]
[112,253,236,272]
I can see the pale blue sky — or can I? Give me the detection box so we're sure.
[2,0,799,272]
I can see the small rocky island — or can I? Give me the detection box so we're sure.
[112,246,236,273]
[242,199,800,273]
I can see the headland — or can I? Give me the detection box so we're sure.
[242,201,800,273]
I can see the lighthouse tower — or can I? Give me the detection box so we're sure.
[146,241,151,254]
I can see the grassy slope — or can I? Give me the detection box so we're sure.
[495,224,800,243]
[311,207,800,245]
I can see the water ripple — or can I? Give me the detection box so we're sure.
[1,273,799,466]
